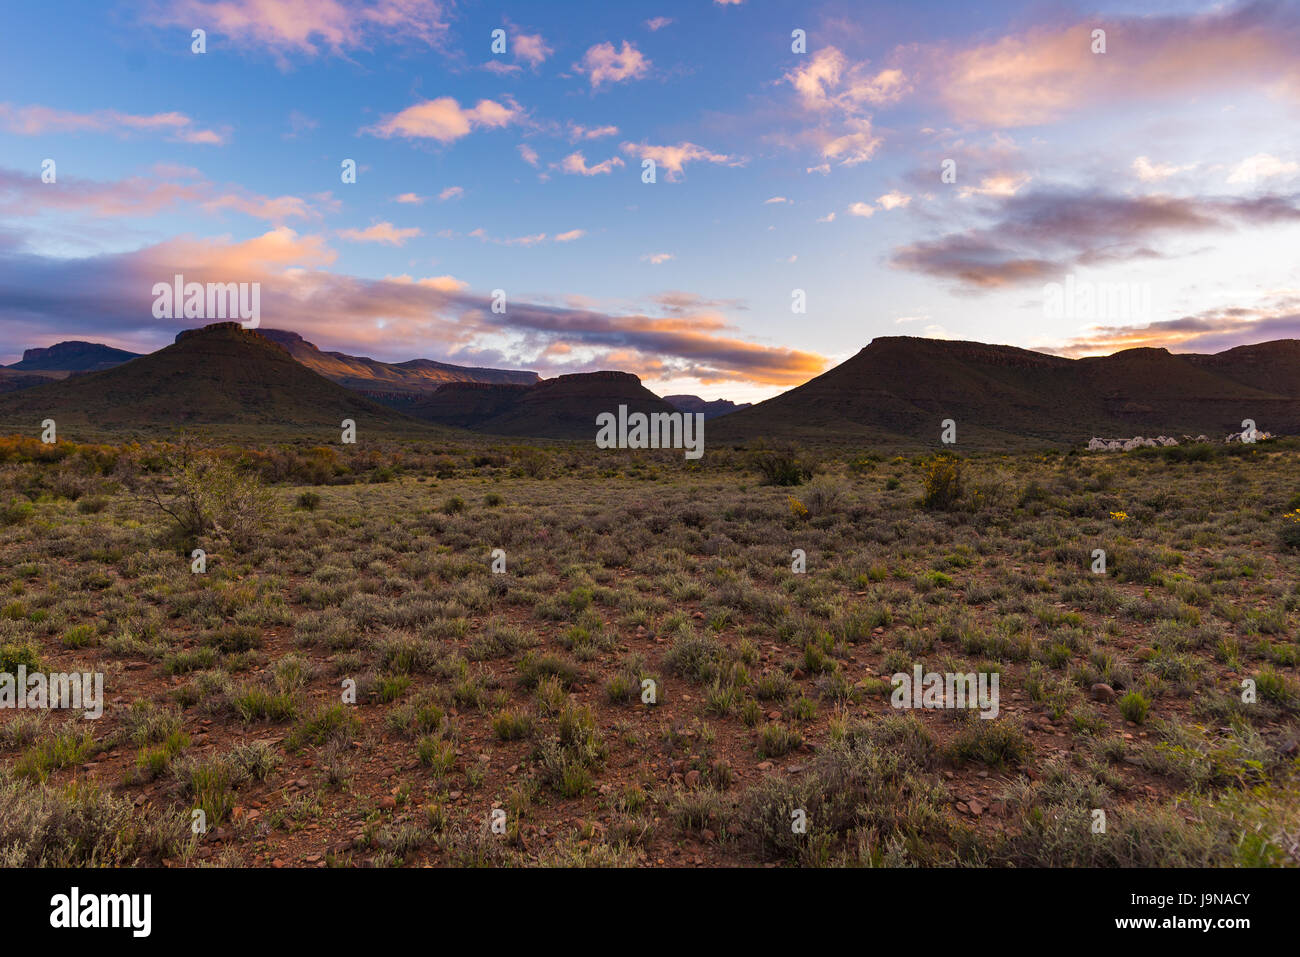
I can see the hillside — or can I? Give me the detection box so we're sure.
[254,329,540,394]
[7,340,142,373]
[712,336,1300,447]
[0,322,428,434]
[404,371,681,439]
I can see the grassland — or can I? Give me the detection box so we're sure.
[1,434,1297,867]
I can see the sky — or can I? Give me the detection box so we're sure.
[1,0,1298,403]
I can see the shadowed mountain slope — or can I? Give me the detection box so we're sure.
[404,371,681,439]
[0,323,428,434]
[254,329,540,395]
[711,336,1300,447]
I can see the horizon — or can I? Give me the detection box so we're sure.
[2,0,1299,405]
[12,324,1300,395]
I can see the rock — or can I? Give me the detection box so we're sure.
[967,798,985,816]
[1090,683,1117,703]
[378,796,397,810]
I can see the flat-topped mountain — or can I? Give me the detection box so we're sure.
[7,340,142,375]
[711,336,1300,447]
[404,370,681,439]
[0,322,420,432]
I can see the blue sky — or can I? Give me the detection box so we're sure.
[2,0,1299,402]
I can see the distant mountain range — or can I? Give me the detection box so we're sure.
[0,323,418,431]
[253,329,541,396]
[664,395,752,419]
[2,325,1296,446]
[9,340,143,373]
[712,336,1300,447]
[402,371,680,439]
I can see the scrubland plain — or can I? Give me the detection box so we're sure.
[1,435,1297,867]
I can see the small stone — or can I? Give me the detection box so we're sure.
[1090,683,1117,703]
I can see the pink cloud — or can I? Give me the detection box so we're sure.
[0,103,227,144]
[576,41,650,89]
[364,96,520,143]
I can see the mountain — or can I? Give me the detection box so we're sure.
[0,369,60,394]
[711,336,1300,447]
[404,371,680,439]
[664,395,751,419]
[7,340,142,374]
[0,322,423,432]
[253,329,540,396]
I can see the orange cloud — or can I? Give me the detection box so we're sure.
[365,96,520,143]
[337,222,422,245]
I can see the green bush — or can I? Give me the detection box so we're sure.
[1119,690,1150,724]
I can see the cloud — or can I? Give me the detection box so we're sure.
[786,48,907,113]
[645,17,673,31]
[0,166,333,225]
[0,228,825,386]
[364,96,520,143]
[513,32,552,67]
[337,221,422,245]
[518,144,540,167]
[567,122,619,141]
[642,252,673,264]
[0,103,226,144]
[558,151,624,176]
[1227,153,1300,185]
[437,186,464,201]
[817,212,835,223]
[619,141,742,181]
[958,173,1032,199]
[141,0,452,60]
[393,192,424,204]
[1133,156,1195,183]
[877,190,911,210]
[554,229,585,242]
[283,110,318,139]
[846,202,875,218]
[1042,297,1300,357]
[764,196,790,205]
[927,4,1300,127]
[576,41,650,89]
[890,187,1300,289]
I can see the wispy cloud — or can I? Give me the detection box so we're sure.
[337,221,422,245]
[0,103,227,144]
[141,0,452,61]
[619,141,743,181]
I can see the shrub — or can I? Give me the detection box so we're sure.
[1119,690,1150,724]
[137,447,274,550]
[296,491,322,510]
[920,454,963,510]
[751,447,812,487]
[1280,510,1300,550]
